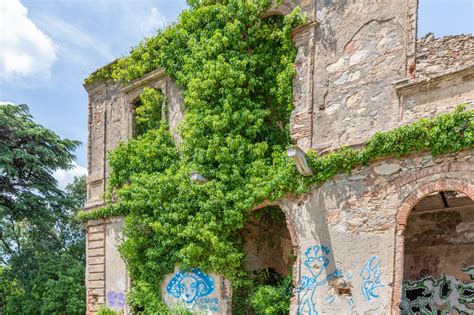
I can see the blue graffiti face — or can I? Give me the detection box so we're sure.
[166,268,214,307]
[359,256,384,301]
[179,275,199,303]
[297,245,342,315]
[303,245,332,281]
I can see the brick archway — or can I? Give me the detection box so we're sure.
[391,178,474,313]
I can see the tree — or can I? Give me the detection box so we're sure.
[0,103,86,314]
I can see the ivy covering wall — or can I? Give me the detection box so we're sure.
[81,0,474,313]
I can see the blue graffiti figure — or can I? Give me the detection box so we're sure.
[359,256,384,301]
[296,245,342,315]
[107,291,125,309]
[166,268,214,309]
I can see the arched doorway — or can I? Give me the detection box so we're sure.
[233,205,296,314]
[400,191,474,314]
[243,205,294,279]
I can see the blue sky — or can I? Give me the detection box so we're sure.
[0,0,472,187]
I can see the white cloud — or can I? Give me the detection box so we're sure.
[0,0,56,79]
[140,7,168,36]
[53,162,87,190]
[35,14,114,61]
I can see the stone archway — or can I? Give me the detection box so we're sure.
[242,205,297,281]
[392,179,474,313]
[235,204,300,312]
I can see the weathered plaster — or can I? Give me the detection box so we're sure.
[280,150,474,314]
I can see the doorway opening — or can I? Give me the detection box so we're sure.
[400,191,474,314]
[233,206,295,314]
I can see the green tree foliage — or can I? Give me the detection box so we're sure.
[97,305,120,315]
[80,0,474,313]
[0,103,86,314]
[0,104,80,223]
[249,275,293,315]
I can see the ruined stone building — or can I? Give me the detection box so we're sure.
[83,1,474,314]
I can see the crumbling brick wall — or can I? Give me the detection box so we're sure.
[416,33,474,79]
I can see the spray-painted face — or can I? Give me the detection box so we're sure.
[304,245,330,279]
[179,275,199,304]
[166,268,215,308]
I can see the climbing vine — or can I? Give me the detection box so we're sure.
[134,88,166,136]
[80,0,474,313]
[83,1,304,312]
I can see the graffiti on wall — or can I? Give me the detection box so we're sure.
[461,266,474,280]
[400,267,474,314]
[295,246,388,313]
[107,291,125,310]
[166,268,219,311]
[296,245,342,314]
[359,255,384,301]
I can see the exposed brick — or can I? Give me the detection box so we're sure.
[326,209,341,225]
[87,219,106,226]
[89,288,105,297]
[344,40,356,54]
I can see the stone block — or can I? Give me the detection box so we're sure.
[88,264,105,273]
[88,248,105,257]
[88,225,105,233]
[89,232,105,241]
[374,163,401,175]
[88,273,105,281]
[88,280,105,289]
[88,240,105,249]
[88,256,105,265]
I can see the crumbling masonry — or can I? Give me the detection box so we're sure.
[84,0,474,314]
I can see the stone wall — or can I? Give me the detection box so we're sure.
[86,217,129,314]
[396,66,474,126]
[289,1,474,155]
[86,81,132,210]
[84,71,185,313]
[278,150,474,314]
[290,0,418,152]
[416,34,474,79]
[86,220,106,314]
